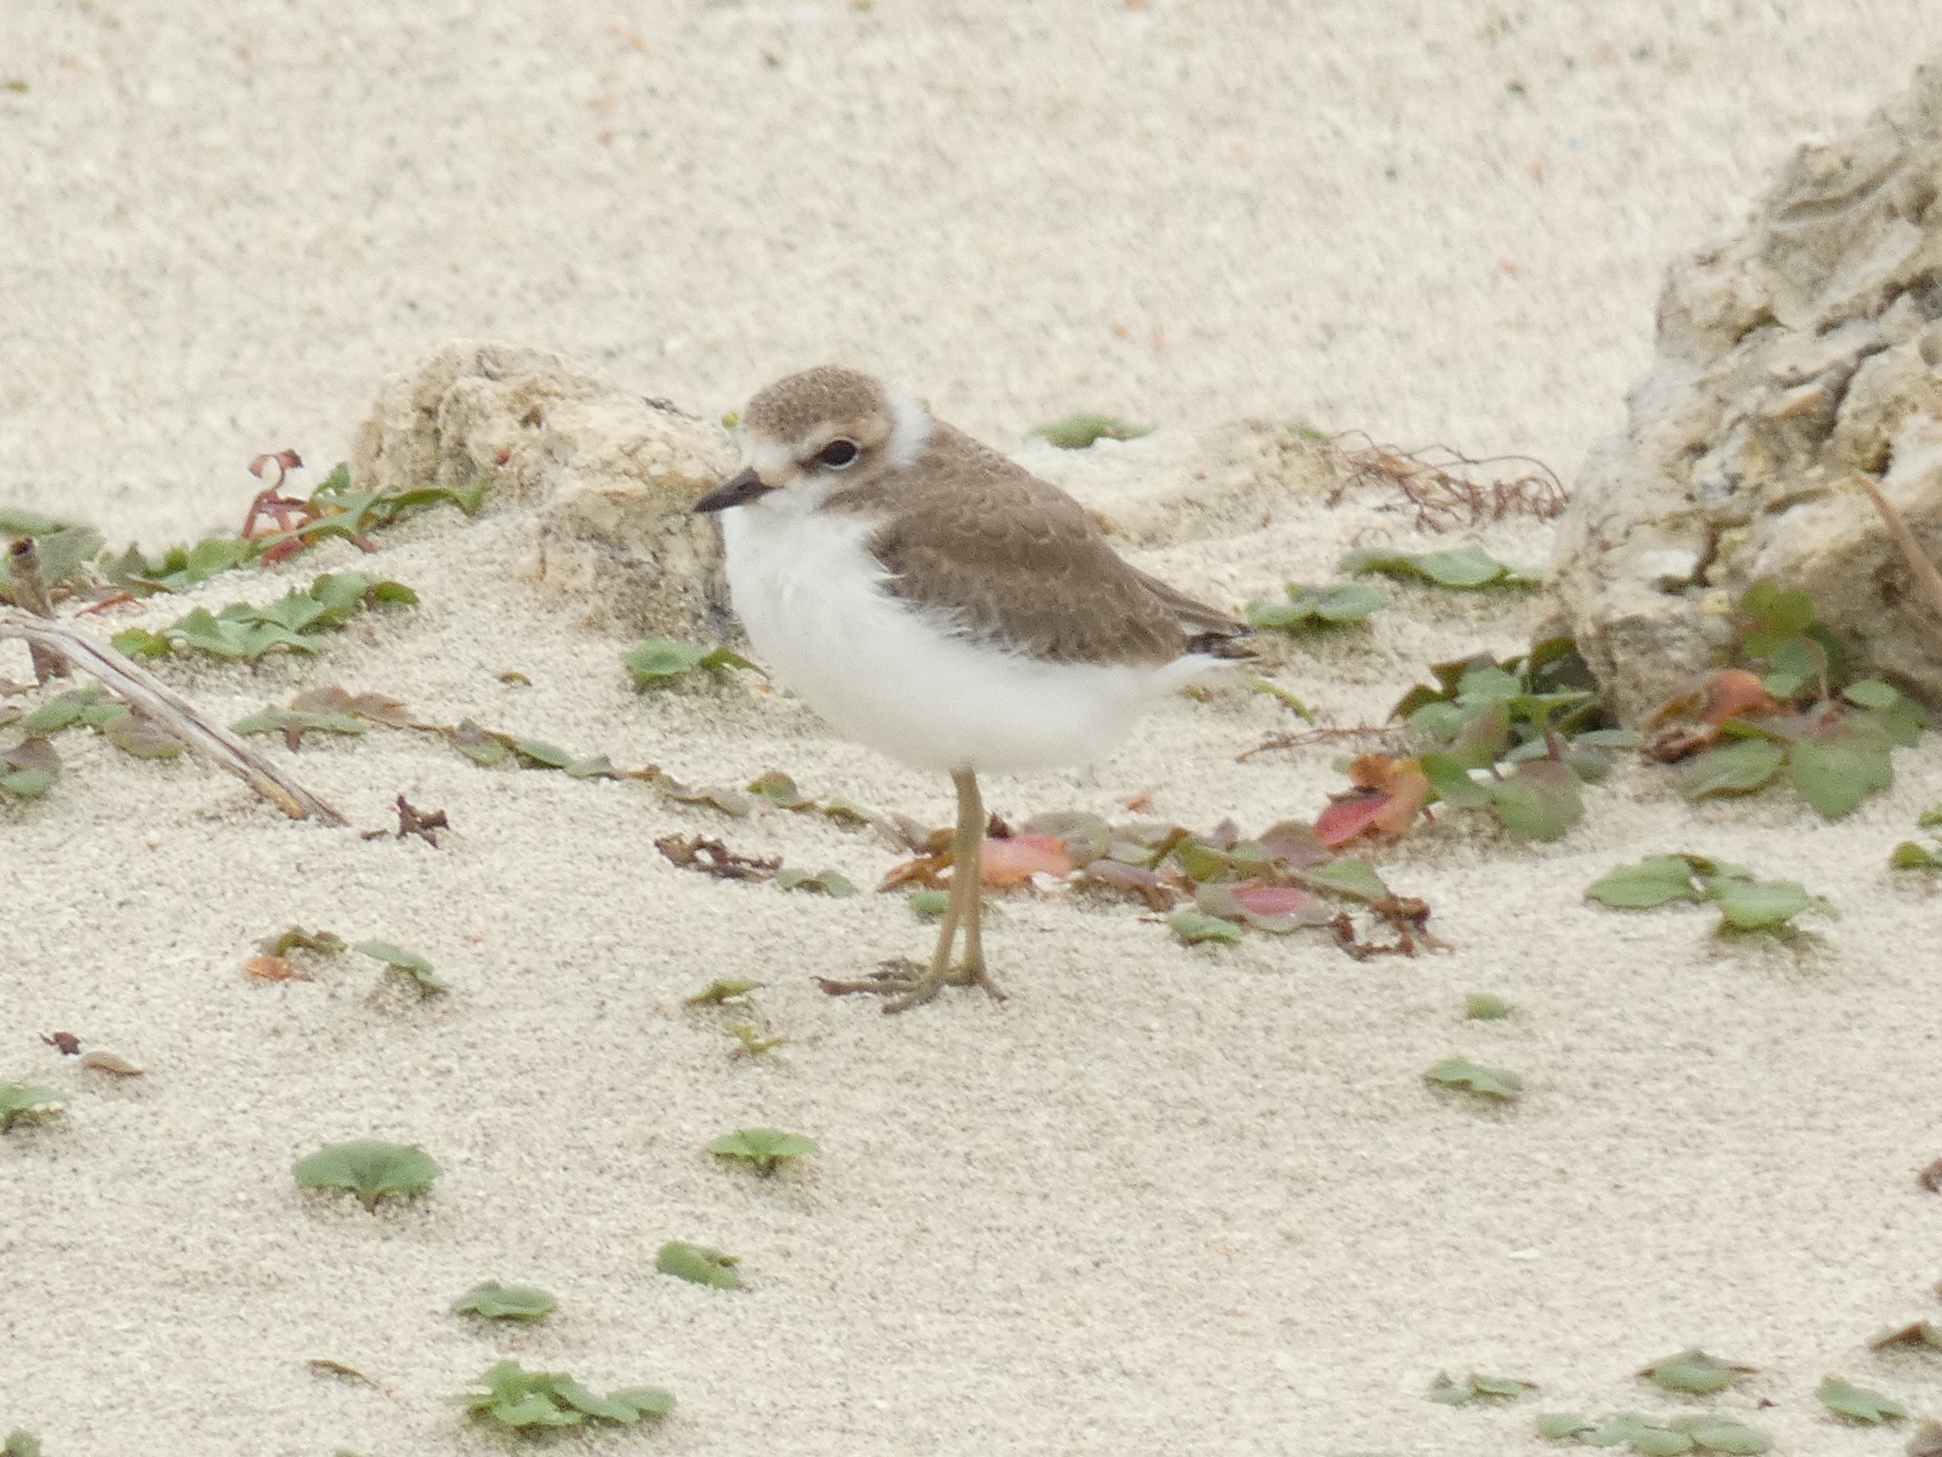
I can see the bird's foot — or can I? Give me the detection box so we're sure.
[815,957,1007,1013]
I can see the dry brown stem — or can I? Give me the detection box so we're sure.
[1323,433,1569,531]
[0,605,347,824]
[1851,471,1942,647]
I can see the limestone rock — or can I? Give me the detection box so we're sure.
[1549,60,1942,721]
[351,340,738,639]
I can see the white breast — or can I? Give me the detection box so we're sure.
[719,504,1206,774]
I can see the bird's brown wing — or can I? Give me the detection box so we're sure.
[826,423,1242,667]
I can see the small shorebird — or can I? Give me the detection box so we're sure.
[695,367,1245,1011]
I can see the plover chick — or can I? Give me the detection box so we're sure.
[695,366,1246,1012]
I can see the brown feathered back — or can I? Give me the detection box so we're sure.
[826,422,1242,668]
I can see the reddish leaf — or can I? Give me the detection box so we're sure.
[1257,819,1330,868]
[1231,883,1317,917]
[244,954,310,982]
[1372,761,1431,834]
[980,834,1072,887]
[1075,859,1176,910]
[1702,669,1780,725]
[1316,793,1391,848]
[1345,752,1398,791]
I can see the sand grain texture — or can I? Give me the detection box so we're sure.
[7,5,1942,1456]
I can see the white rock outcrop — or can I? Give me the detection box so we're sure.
[1548,60,1942,721]
[351,341,738,639]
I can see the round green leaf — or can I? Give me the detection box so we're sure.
[0,1082,65,1132]
[1423,1057,1522,1100]
[1817,1374,1905,1423]
[452,1281,557,1320]
[1707,877,1834,932]
[1678,740,1785,799]
[1790,734,1894,818]
[293,1139,440,1210]
[1586,856,1708,909]
[1168,909,1244,946]
[656,1241,742,1290]
[707,1126,818,1176]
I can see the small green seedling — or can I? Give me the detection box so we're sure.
[453,1360,673,1430]
[622,637,757,689]
[686,978,763,1006]
[775,866,856,896]
[453,1282,557,1321]
[262,927,346,957]
[707,1126,817,1177]
[747,770,814,809]
[4,1432,42,1457]
[1464,993,1510,1020]
[293,1140,440,1211]
[1539,1410,1770,1453]
[1869,1320,1942,1351]
[1653,584,1931,819]
[1817,1374,1905,1423]
[1244,581,1385,632]
[1427,1371,1533,1405]
[353,940,447,995]
[1168,909,1244,946]
[112,571,417,662]
[232,706,365,746]
[1640,1349,1753,1395]
[1385,639,1617,843]
[1891,805,1942,870]
[726,1023,788,1057]
[1587,855,1834,933]
[658,777,753,814]
[444,719,617,779]
[1340,544,1540,589]
[0,1082,63,1133]
[656,1241,741,1290]
[1423,1058,1521,1101]
[0,737,59,799]
[1031,413,1150,449]
[0,686,182,785]
[908,887,951,917]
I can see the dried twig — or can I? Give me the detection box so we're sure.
[1237,723,1401,763]
[1322,432,1568,531]
[0,606,346,824]
[1852,470,1942,647]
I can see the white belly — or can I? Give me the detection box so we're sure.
[720,505,1199,774]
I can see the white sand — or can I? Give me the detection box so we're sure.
[6,5,1942,1455]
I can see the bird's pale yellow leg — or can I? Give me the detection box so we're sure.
[882,769,1006,1013]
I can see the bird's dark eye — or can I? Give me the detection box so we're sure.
[816,438,860,469]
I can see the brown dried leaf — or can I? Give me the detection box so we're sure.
[1075,858,1177,910]
[77,1050,143,1076]
[291,684,416,727]
[394,794,448,846]
[655,833,779,881]
[244,954,311,982]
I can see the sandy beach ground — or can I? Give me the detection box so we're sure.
[7,4,1942,1456]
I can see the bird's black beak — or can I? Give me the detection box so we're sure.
[694,467,774,513]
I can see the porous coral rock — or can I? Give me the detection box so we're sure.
[1549,59,1942,720]
[351,340,737,640]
